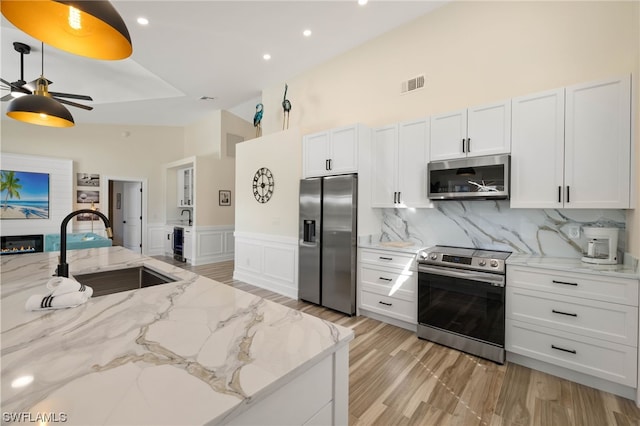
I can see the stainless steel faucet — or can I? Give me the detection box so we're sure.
[56,209,113,277]
[181,209,192,226]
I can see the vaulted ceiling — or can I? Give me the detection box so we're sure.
[1,1,446,127]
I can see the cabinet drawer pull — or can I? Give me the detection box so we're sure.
[466,138,471,153]
[558,186,561,203]
[378,301,393,306]
[325,159,329,171]
[552,279,578,286]
[552,309,577,317]
[393,192,398,203]
[566,186,570,203]
[379,277,393,282]
[397,192,401,203]
[379,256,393,261]
[461,138,466,153]
[551,344,576,354]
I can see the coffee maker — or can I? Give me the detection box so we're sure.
[581,227,619,265]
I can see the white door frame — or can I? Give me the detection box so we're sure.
[102,175,148,255]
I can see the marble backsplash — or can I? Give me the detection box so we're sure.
[374,201,627,258]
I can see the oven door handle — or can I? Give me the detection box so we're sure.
[418,264,505,287]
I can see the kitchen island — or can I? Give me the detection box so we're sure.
[1,247,353,425]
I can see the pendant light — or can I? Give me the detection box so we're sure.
[1,1,132,60]
[6,44,75,128]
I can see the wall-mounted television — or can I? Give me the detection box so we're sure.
[0,170,50,220]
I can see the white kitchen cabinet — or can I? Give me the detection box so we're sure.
[371,118,432,208]
[183,228,193,262]
[511,75,632,209]
[506,264,639,387]
[430,100,511,161]
[358,248,417,326]
[510,89,565,208]
[164,225,174,256]
[302,124,367,177]
[564,75,631,209]
[177,167,194,207]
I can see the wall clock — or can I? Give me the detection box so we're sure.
[252,167,274,203]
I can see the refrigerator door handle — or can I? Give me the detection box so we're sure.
[300,241,319,248]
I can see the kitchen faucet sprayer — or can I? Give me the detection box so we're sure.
[56,209,113,278]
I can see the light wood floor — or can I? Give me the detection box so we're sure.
[154,257,640,426]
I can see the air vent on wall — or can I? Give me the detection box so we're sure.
[401,74,425,94]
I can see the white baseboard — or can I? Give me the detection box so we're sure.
[234,232,298,299]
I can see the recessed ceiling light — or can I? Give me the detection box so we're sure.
[303,29,312,37]
[358,0,368,5]
[137,17,149,25]
[263,53,271,61]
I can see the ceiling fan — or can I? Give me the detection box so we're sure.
[0,42,94,111]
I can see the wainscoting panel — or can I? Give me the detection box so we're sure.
[145,224,166,256]
[193,226,234,266]
[234,232,298,299]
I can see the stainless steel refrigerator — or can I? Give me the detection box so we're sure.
[299,174,357,315]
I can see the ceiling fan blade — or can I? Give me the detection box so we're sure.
[49,91,93,101]
[1,94,15,102]
[54,97,93,111]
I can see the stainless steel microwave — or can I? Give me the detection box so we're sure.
[427,154,510,200]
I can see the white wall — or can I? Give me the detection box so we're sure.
[235,128,302,238]
[233,128,302,297]
[258,0,640,256]
[1,121,185,227]
[182,111,253,227]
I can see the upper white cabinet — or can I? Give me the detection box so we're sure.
[564,76,631,209]
[177,167,194,207]
[371,118,432,208]
[511,89,565,208]
[511,75,631,209]
[303,124,367,177]
[430,100,511,161]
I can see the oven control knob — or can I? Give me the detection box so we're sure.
[430,253,438,260]
[478,259,486,267]
[490,259,499,268]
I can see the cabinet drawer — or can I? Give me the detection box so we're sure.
[360,266,415,301]
[507,265,638,306]
[506,319,637,387]
[360,249,416,270]
[507,287,638,346]
[360,290,416,323]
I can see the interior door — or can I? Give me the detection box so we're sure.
[123,182,142,253]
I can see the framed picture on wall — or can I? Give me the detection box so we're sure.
[76,173,100,187]
[219,190,231,206]
[0,170,50,219]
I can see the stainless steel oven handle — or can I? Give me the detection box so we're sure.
[418,264,505,287]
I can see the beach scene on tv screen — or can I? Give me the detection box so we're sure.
[0,170,50,219]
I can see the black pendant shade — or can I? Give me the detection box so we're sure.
[7,94,75,128]
[1,1,132,60]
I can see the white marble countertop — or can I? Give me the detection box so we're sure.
[507,254,639,280]
[358,241,424,255]
[1,247,353,425]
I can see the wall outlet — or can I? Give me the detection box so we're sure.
[568,226,580,239]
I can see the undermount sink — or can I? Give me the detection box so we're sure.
[73,266,177,297]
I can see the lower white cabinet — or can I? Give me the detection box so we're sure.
[506,265,639,388]
[164,225,174,256]
[358,248,417,325]
[183,228,193,262]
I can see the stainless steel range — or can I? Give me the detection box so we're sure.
[417,246,511,364]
